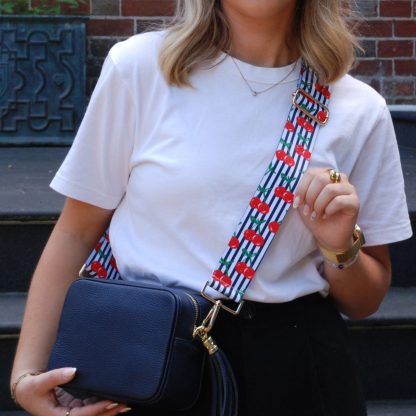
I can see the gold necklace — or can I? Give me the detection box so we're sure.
[230,56,298,97]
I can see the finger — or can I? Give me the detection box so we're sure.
[34,368,77,393]
[323,194,360,219]
[55,387,82,407]
[312,183,355,219]
[82,397,99,405]
[293,169,316,208]
[68,397,84,408]
[294,168,341,209]
[302,170,336,210]
[55,386,67,398]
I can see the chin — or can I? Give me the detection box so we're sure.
[221,0,297,20]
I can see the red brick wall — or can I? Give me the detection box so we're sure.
[350,0,416,104]
[77,0,415,104]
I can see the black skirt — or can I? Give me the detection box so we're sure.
[131,293,367,416]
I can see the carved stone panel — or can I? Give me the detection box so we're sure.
[0,16,87,145]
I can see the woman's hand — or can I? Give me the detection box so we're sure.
[293,167,393,320]
[13,368,131,416]
[293,167,360,251]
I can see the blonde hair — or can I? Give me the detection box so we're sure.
[159,0,361,86]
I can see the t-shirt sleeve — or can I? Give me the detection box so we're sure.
[50,52,135,209]
[349,103,412,246]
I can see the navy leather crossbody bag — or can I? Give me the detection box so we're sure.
[48,279,215,410]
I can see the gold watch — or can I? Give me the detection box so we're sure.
[318,224,366,264]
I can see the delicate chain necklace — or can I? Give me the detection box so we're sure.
[230,56,298,97]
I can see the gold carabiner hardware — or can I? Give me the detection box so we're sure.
[292,88,330,126]
[193,300,221,338]
[193,301,222,355]
[202,300,222,333]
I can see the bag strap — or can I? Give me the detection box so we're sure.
[202,63,331,309]
[80,232,120,280]
[81,62,331,307]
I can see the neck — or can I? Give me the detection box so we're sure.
[221,2,299,68]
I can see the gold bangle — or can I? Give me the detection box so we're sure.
[11,370,44,407]
[318,224,365,264]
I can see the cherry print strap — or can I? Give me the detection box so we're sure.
[79,230,121,280]
[205,63,331,304]
[80,62,331,307]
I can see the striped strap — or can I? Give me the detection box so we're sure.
[80,230,121,280]
[205,63,331,303]
[81,63,331,306]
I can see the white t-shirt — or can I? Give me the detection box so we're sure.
[51,31,412,303]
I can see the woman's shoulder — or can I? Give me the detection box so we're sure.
[331,73,387,114]
[107,30,166,76]
[328,73,390,132]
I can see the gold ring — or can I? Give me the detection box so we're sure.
[65,409,71,416]
[328,168,341,183]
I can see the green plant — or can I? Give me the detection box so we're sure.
[0,0,87,15]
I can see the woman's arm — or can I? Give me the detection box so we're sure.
[12,198,113,377]
[10,198,130,415]
[294,168,392,320]
[322,244,391,320]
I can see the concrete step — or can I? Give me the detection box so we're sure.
[347,288,416,400]
[367,400,416,416]
[0,146,65,293]
[0,293,26,334]
[0,147,67,221]
[0,223,55,292]
[1,288,415,411]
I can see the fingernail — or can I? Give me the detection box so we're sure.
[293,196,300,209]
[63,368,77,378]
[303,204,310,216]
[119,408,132,414]
[106,403,119,410]
[310,211,317,221]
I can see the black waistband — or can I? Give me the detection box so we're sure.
[221,292,327,320]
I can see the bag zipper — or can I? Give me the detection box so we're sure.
[185,293,200,329]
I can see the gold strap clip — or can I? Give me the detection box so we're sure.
[200,281,244,316]
[292,88,330,126]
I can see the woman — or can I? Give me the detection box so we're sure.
[10,1,412,415]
